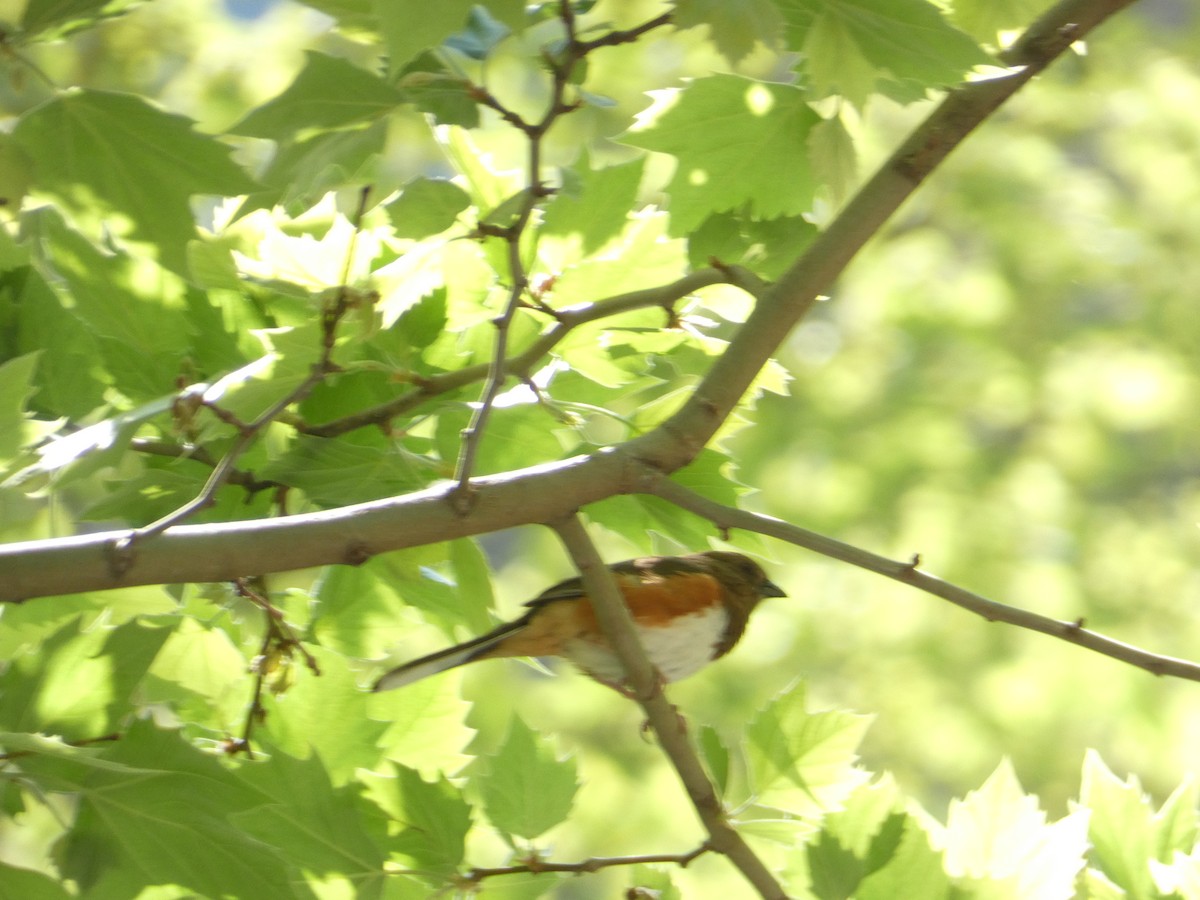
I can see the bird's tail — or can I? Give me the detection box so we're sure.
[372,622,522,692]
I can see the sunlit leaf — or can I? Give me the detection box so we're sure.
[673,0,784,63]
[362,763,471,880]
[477,716,577,840]
[15,90,256,271]
[229,51,403,140]
[625,76,820,234]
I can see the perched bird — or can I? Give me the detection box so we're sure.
[372,551,785,692]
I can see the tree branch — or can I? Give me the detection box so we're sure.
[551,515,789,900]
[650,479,1200,683]
[0,0,1133,603]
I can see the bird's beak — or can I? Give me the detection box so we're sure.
[760,579,786,599]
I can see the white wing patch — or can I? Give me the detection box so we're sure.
[564,604,729,685]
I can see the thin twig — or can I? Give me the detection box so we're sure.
[0,732,120,762]
[449,4,680,509]
[450,2,583,507]
[575,11,672,52]
[301,267,751,438]
[551,515,790,900]
[650,478,1200,683]
[461,843,710,886]
[130,438,282,495]
[233,610,274,759]
[228,578,322,757]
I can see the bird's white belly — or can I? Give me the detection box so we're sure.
[565,605,729,685]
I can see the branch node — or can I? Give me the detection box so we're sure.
[344,541,373,567]
[448,483,478,516]
[106,536,136,578]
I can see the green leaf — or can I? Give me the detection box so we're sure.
[232,750,388,891]
[258,647,391,785]
[19,0,140,40]
[940,759,1089,898]
[372,676,475,776]
[100,619,174,727]
[671,448,744,508]
[388,287,449,352]
[0,617,113,736]
[698,724,732,797]
[775,0,991,99]
[81,467,211,525]
[1150,846,1200,900]
[24,210,191,400]
[313,559,424,659]
[386,178,471,239]
[809,113,859,203]
[144,617,248,730]
[433,403,573,478]
[1155,777,1200,860]
[0,618,172,740]
[0,133,34,211]
[807,777,943,900]
[237,120,389,219]
[585,450,751,551]
[449,538,498,633]
[0,733,155,777]
[46,721,294,898]
[312,546,495,662]
[951,0,1048,44]
[259,435,435,506]
[0,352,48,461]
[6,394,170,491]
[743,683,871,809]
[0,588,174,661]
[478,717,577,840]
[542,155,645,253]
[856,814,949,900]
[229,51,403,140]
[548,211,685,307]
[0,863,73,900]
[672,0,785,64]
[624,76,820,234]
[14,89,257,272]
[377,0,523,74]
[1080,750,1166,898]
[362,764,472,880]
[688,207,818,280]
[395,52,480,127]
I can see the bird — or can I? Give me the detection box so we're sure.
[372,551,785,692]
